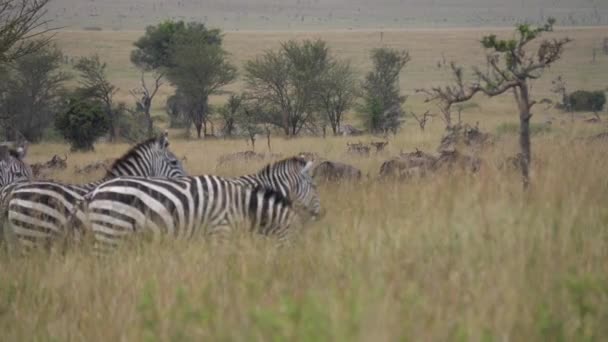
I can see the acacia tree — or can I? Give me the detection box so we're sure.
[359,48,410,134]
[217,94,242,137]
[418,63,481,128]
[130,21,185,137]
[245,39,332,136]
[129,70,163,138]
[0,43,68,141]
[317,59,358,135]
[0,0,55,64]
[474,18,570,188]
[166,24,236,138]
[74,55,120,141]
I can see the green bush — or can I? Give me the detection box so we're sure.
[567,90,606,112]
[118,109,162,142]
[55,96,109,151]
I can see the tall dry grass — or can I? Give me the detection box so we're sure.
[1,118,607,341]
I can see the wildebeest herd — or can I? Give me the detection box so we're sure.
[0,127,487,256]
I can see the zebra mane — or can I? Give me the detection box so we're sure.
[8,149,21,159]
[105,136,166,177]
[257,156,308,175]
[250,184,293,206]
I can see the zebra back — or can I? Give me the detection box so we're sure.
[233,156,321,219]
[83,175,299,254]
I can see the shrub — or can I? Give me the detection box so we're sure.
[567,90,606,112]
[117,107,162,143]
[55,96,109,151]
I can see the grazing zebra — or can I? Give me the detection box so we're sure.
[83,175,299,254]
[1,132,187,252]
[0,146,33,187]
[231,157,322,219]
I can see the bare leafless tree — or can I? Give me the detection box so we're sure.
[130,71,164,138]
[0,0,56,64]
[417,62,480,128]
[410,110,434,131]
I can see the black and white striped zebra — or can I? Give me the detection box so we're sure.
[1,132,187,252]
[0,145,33,188]
[231,157,322,219]
[84,175,299,254]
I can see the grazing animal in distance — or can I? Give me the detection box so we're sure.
[370,141,389,153]
[312,161,362,182]
[30,154,67,179]
[217,151,265,166]
[347,142,370,156]
[379,149,437,180]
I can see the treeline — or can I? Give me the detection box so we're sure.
[138,21,411,139]
[0,20,413,149]
[0,18,604,155]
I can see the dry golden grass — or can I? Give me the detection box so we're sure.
[3,118,608,341]
[1,27,608,341]
[54,27,608,115]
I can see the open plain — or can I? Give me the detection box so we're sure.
[1,25,608,341]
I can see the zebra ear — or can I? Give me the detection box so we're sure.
[301,161,314,175]
[158,130,170,149]
[16,146,27,159]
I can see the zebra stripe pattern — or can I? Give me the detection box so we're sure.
[231,157,322,219]
[84,175,298,254]
[0,146,33,188]
[2,132,187,252]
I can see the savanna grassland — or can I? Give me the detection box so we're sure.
[1,27,608,341]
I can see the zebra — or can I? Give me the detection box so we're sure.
[230,156,322,220]
[0,145,33,187]
[1,132,187,252]
[83,175,300,254]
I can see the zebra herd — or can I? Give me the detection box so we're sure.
[0,132,322,255]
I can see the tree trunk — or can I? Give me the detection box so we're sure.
[195,123,202,138]
[146,113,154,138]
[291,120,298,136]
[106,107,117,142]
[330,119,338,135]
[144,99,153,138]
[517,83,532,189]
[282,112,290,136]
[266,131,271,152]
[519,113,531,189]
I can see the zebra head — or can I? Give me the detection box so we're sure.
[258,156,323,220]
[0,145,33,187]
[298,159,323,220]
[105,131,187,178]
